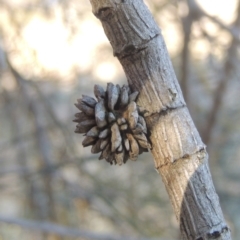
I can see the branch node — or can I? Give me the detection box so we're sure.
[95,7,114,21]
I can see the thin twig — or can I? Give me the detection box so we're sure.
[0,215,163,240]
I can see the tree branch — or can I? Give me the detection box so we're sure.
[88,0,231,239]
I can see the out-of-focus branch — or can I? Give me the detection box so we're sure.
[179,0,240,139]
[0,124,54,152]
[203,0,240,146]
[7,59,57,221]
[180,20,191,105]
[0,215,163,240]
[180,0,240,107]
[0,166,30,175]
[4,60,150,234]
[187,0,240,43]
[179,0,202,105]
[1,71,42,217]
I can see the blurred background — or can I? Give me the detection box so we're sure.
[0,0,239,239]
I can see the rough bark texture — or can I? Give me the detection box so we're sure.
[89,0,232,239]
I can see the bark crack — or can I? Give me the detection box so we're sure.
[145,104,186,119]
[155,147,206,170]
[116,33,160,58]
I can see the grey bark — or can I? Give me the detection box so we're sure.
[88,0,231,239]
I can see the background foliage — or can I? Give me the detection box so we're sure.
[0,0,239,239]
